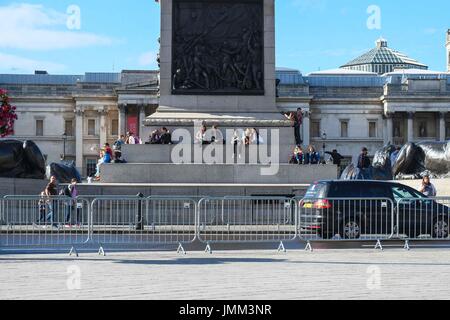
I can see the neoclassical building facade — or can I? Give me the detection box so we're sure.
[0,71,159,176]
[1,36,450,176]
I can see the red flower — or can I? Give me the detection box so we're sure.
[0,89,17,138]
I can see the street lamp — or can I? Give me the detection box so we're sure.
[321,131,327,164]
[62,132,67,161]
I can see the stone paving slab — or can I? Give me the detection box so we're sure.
[1,248,450,300]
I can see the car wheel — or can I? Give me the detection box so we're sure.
[432,218,449,239]
[340,220,361,240]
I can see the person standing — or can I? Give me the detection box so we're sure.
[64,179,80,226]
[231,129,242,159]
[44,176,59,227]
[418,175,437,197]
[37,191,47,224]
[326,149,344,166]
[285,108,303,146]
[357,147,371,170]
[209,125,224,144]
[195,125,208,145]
[251,128,264,145]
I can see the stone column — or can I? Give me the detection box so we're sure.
[439,112,446,142]
[75,109,84,172]
[139,104,146,137]
[99,108,107,147]
[407,112,414,143]
[118,104,127,136]
[385,112,394,145]
[303,111,310,147]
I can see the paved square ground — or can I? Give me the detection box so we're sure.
[1,248,450,300]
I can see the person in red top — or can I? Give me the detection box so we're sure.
[104,143,113,158]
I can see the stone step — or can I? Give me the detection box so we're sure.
[100,163,338,184]
[119,144,316,164]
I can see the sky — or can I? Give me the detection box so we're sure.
[0,0,448,75]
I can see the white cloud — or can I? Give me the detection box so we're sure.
[0,3,114,50]
[138,51,157,67]
[0,52,66,73]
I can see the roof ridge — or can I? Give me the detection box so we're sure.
[341,41,428,69]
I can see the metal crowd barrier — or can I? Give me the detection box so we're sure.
[396,197,450,241]
[2,195,450,255]
[90,196,197,254]
[198,196,297,252]
[297,197,395,246]
[0,195,90,249]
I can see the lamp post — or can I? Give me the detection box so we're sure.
[62,132,67,161]
[321,131,327,164]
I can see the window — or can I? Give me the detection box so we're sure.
[86,158,97,177]
[369,121,377,138]
[87,119,96,136]
[311,121,321,138]
[362,185,389,198]
[35,119,44,136]
[391,186,424,202]
[393,120,402,138]
[111,119,119,136]
[328,183,361,198]
[304,182,328,199]
[340,120,349,138]
[418,121,427,138]
[65,120,73,136]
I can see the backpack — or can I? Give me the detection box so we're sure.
[59,185,71,197]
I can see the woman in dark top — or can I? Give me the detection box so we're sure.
[44,176,58,226]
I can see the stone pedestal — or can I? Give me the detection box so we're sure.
[150,0,288,132]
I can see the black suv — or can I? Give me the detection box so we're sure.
[300,180,450,240]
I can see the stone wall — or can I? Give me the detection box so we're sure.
[100,163,339,184]
[0,178,309,197]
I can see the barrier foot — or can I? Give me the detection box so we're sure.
[177,243,186,255]
[205,242,212,255]
[404,240,410,251]
[374,239,383,251]
[304,241,313,252]
[277,241,286,253]
[98,246,105,256]
[69,246,79,257]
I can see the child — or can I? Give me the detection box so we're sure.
[37,192,47,224]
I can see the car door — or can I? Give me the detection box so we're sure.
[391,185,429,238]
[360,184,394,238]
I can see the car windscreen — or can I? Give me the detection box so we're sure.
[304,182,328,199]
[392,185,427,200]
